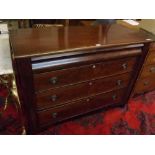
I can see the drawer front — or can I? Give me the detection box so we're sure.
[145,52,155,65]
[140,64,155,78]
[149,43,155,51]
[134,75,155,94]
[37,88,125,127]
[33,57,137,92]
[36,73,131,110]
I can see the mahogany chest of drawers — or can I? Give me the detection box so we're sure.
[134,43,155,95]
[9,24,155,134]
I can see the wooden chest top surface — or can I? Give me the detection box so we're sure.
[9,24,155,59]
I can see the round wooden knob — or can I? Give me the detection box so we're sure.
[112,95,117,100]
[52,112,57,118]
[89,82,93,86]
[117,80,122,86]
[144,81,149,86]
[49,77,58,85]
[92,65,96,69]
[150,67,155,73]
[51,95,57,102]
[122,63,127,70]
[86,98,90,102]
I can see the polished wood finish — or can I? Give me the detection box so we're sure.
[133,42,155,96]
[32,47,141,73]
[36,73,131,110]
[37,88,125,128]
[145,51,155,65]
[140,64,155,77]
[134,75,155,94]
[34,57,137,92]
[149,43,155,50]
[10,24,155,59]
[12,58,38,133]
[10,24,155,134]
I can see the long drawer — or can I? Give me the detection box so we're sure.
[134,74,155,94]
[37,88,125,127]
[35,72,131,110]
[149,43,155,51]
[140,64,155,78]
[33,57,137,92]
[145,52,155,65]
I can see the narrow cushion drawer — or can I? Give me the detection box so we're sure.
[140,64,155,78]
[33,57,137,92]
[134,75,155,94]
[37,88,125,127]
[35,72,131,110]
